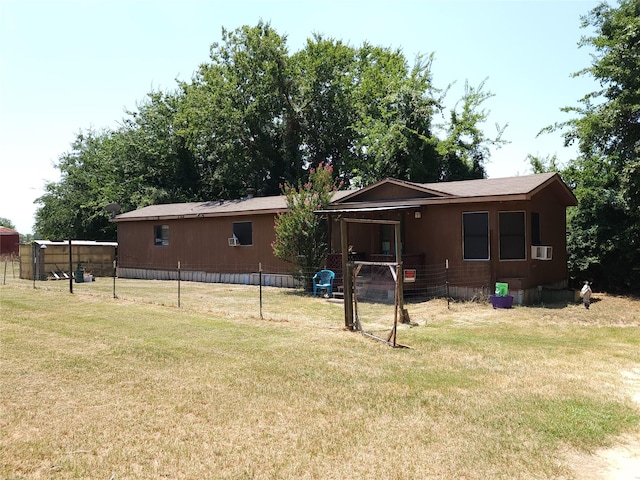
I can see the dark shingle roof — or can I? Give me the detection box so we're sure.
[334,172,576,207]
[419,172,559,197]
[114,191,353,222]
[114,173,576,222]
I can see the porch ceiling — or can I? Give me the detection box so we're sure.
[315,205,417,214]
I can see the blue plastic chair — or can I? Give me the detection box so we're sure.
[313,269,335,298]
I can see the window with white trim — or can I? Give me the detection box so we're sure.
[463,212,489,260]
[499,211,525,260]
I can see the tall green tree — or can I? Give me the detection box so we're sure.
[436,80,507,180]
[122,90,201,204]
[35,130,121,240]
[36,22,505,242]
[291,35,361,176]
[351,50,443,184]
[178,22,296,198]
[554,0,640,291]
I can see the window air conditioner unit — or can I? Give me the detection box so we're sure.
[228,236,240,247]
[531,245,552,260]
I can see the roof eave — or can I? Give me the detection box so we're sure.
[332,178,450,204]
[529,173,578,206]
[112,208,286,222]
[322,194,533,212]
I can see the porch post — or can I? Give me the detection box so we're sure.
[394,222,406,322]
[341,218,354,330]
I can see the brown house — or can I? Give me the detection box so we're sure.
[113,172,577,304]
[323,172,577,303]
[113,191,349,287]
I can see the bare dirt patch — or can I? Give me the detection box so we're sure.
[567,368,640,480]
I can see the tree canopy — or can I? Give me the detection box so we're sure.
[548,0,640,292]
[35,22,503,241]
[0,217,16,229]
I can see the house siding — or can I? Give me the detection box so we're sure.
[117,213,293,275]
[0,229,19,256]
[114,174,576,303]
[328,195,569,295]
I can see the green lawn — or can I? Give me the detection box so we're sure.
[1,277,639,479]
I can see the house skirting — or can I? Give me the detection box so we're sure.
[116,267,577,305]
[116,267,301,288]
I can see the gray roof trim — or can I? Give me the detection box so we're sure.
[316,205,418,214]
[32,240,118,247]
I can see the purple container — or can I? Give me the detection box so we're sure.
[490,295,513,309]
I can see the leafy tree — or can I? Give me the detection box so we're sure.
[0,217,15,229]
[527,154,560,174]
[122,90,201,204]
[436,80,507,180]
[351,51,443,184]
[36,22,505,242]
[272,163,339,288]
[552,0,640,292]
[178,21,296,198]
[35,130,120,240]
[291,35,361,177]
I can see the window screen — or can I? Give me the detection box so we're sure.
[463,212,489,260]
[233,221,253,246]
[499,211,525,260]
[154,225,169,246]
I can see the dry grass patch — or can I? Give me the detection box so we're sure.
[1,278,639,479]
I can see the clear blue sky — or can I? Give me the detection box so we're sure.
[0,0,601,234]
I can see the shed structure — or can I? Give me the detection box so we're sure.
[0,227,19,256]
[19,240,118,281]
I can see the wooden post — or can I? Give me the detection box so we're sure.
[177,260,181,308]
[446,258,450,309]
[32,242,36,289]
[341,218,353,330]
[68,239,73,294]
[259,262,263,320]
[394,222,407,323]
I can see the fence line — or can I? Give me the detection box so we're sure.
[113,258,492,302]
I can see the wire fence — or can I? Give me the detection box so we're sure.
[4,253,493,307]
[112,258,492,303]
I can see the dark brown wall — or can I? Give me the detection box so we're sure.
[119,188,572,289]
[117,214,293,274]
[329,196,571,290]
[350,184,435,202]
[0,233,19,255]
